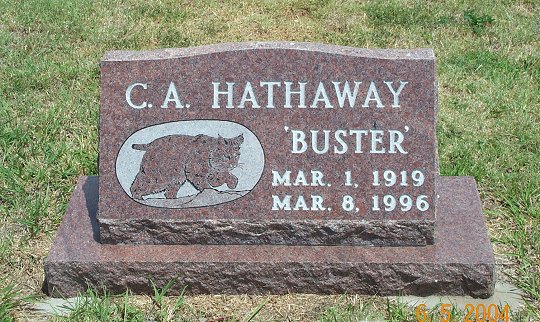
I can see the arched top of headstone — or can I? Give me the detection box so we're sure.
[102,42,435,62]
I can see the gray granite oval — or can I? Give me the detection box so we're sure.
[116,120,264,208]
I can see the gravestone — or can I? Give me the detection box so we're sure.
[98,43,437,246]
[45,42,495,298]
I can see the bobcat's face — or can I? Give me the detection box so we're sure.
[209,134,243,170]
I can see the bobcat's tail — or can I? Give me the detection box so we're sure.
[132,143,150,151]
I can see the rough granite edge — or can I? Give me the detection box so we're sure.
[98,218,436,246]
[101,42,435,62]
[45,261,495,298]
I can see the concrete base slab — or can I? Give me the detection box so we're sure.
[32,297,83,316]
[44,176,495,298]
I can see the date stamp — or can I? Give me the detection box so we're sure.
[415,303,511,322]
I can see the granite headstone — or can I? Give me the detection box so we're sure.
[98,42,437,246]
[45,42,495,298]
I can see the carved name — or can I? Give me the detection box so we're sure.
[125,80,408,109]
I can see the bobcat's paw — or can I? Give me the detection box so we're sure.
[226,175,238,189]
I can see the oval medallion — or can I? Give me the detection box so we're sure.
[116,120,264,209]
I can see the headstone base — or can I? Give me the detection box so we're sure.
[45,176,495,298]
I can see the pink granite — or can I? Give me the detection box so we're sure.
[45,176,495,298]
[98,42,438,245]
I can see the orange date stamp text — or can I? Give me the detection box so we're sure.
[415,303,510,322]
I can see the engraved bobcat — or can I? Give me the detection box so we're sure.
[130,134,244,199]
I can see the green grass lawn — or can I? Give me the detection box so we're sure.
[1,0,539,320]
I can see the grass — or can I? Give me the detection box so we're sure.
[0,279,31,322]
[53,283,188,322]
[0,281,19,321]
[0,0,539,320]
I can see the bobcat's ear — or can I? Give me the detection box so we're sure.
[233,134,244,145]
[218,135,226,145]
